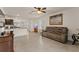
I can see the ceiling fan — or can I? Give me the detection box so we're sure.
[33,7,46,14]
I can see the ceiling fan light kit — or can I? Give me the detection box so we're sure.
[37,11,42,14]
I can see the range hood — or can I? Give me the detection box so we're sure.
[0,9,4,16]
[0,9,5,27]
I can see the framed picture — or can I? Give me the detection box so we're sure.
[49,14,63,25]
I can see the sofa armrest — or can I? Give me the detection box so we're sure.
[60,33,68,43]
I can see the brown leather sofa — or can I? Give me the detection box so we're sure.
[42,27,68,43]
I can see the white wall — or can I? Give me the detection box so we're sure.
[40,8,79,41]
[63,8,79,40]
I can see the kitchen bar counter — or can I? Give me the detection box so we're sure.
[0,32,14,52]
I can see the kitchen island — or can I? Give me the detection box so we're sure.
[0,32,14,52]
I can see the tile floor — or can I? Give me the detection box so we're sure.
[14,32,79,52]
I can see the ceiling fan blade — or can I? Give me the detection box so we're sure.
[38,7,41,11]
[42,11,46,13]
[34,7,37,9]
[42,8,46,10]
[34,7,41,11]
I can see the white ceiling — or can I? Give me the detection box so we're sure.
[1,7,71,19]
